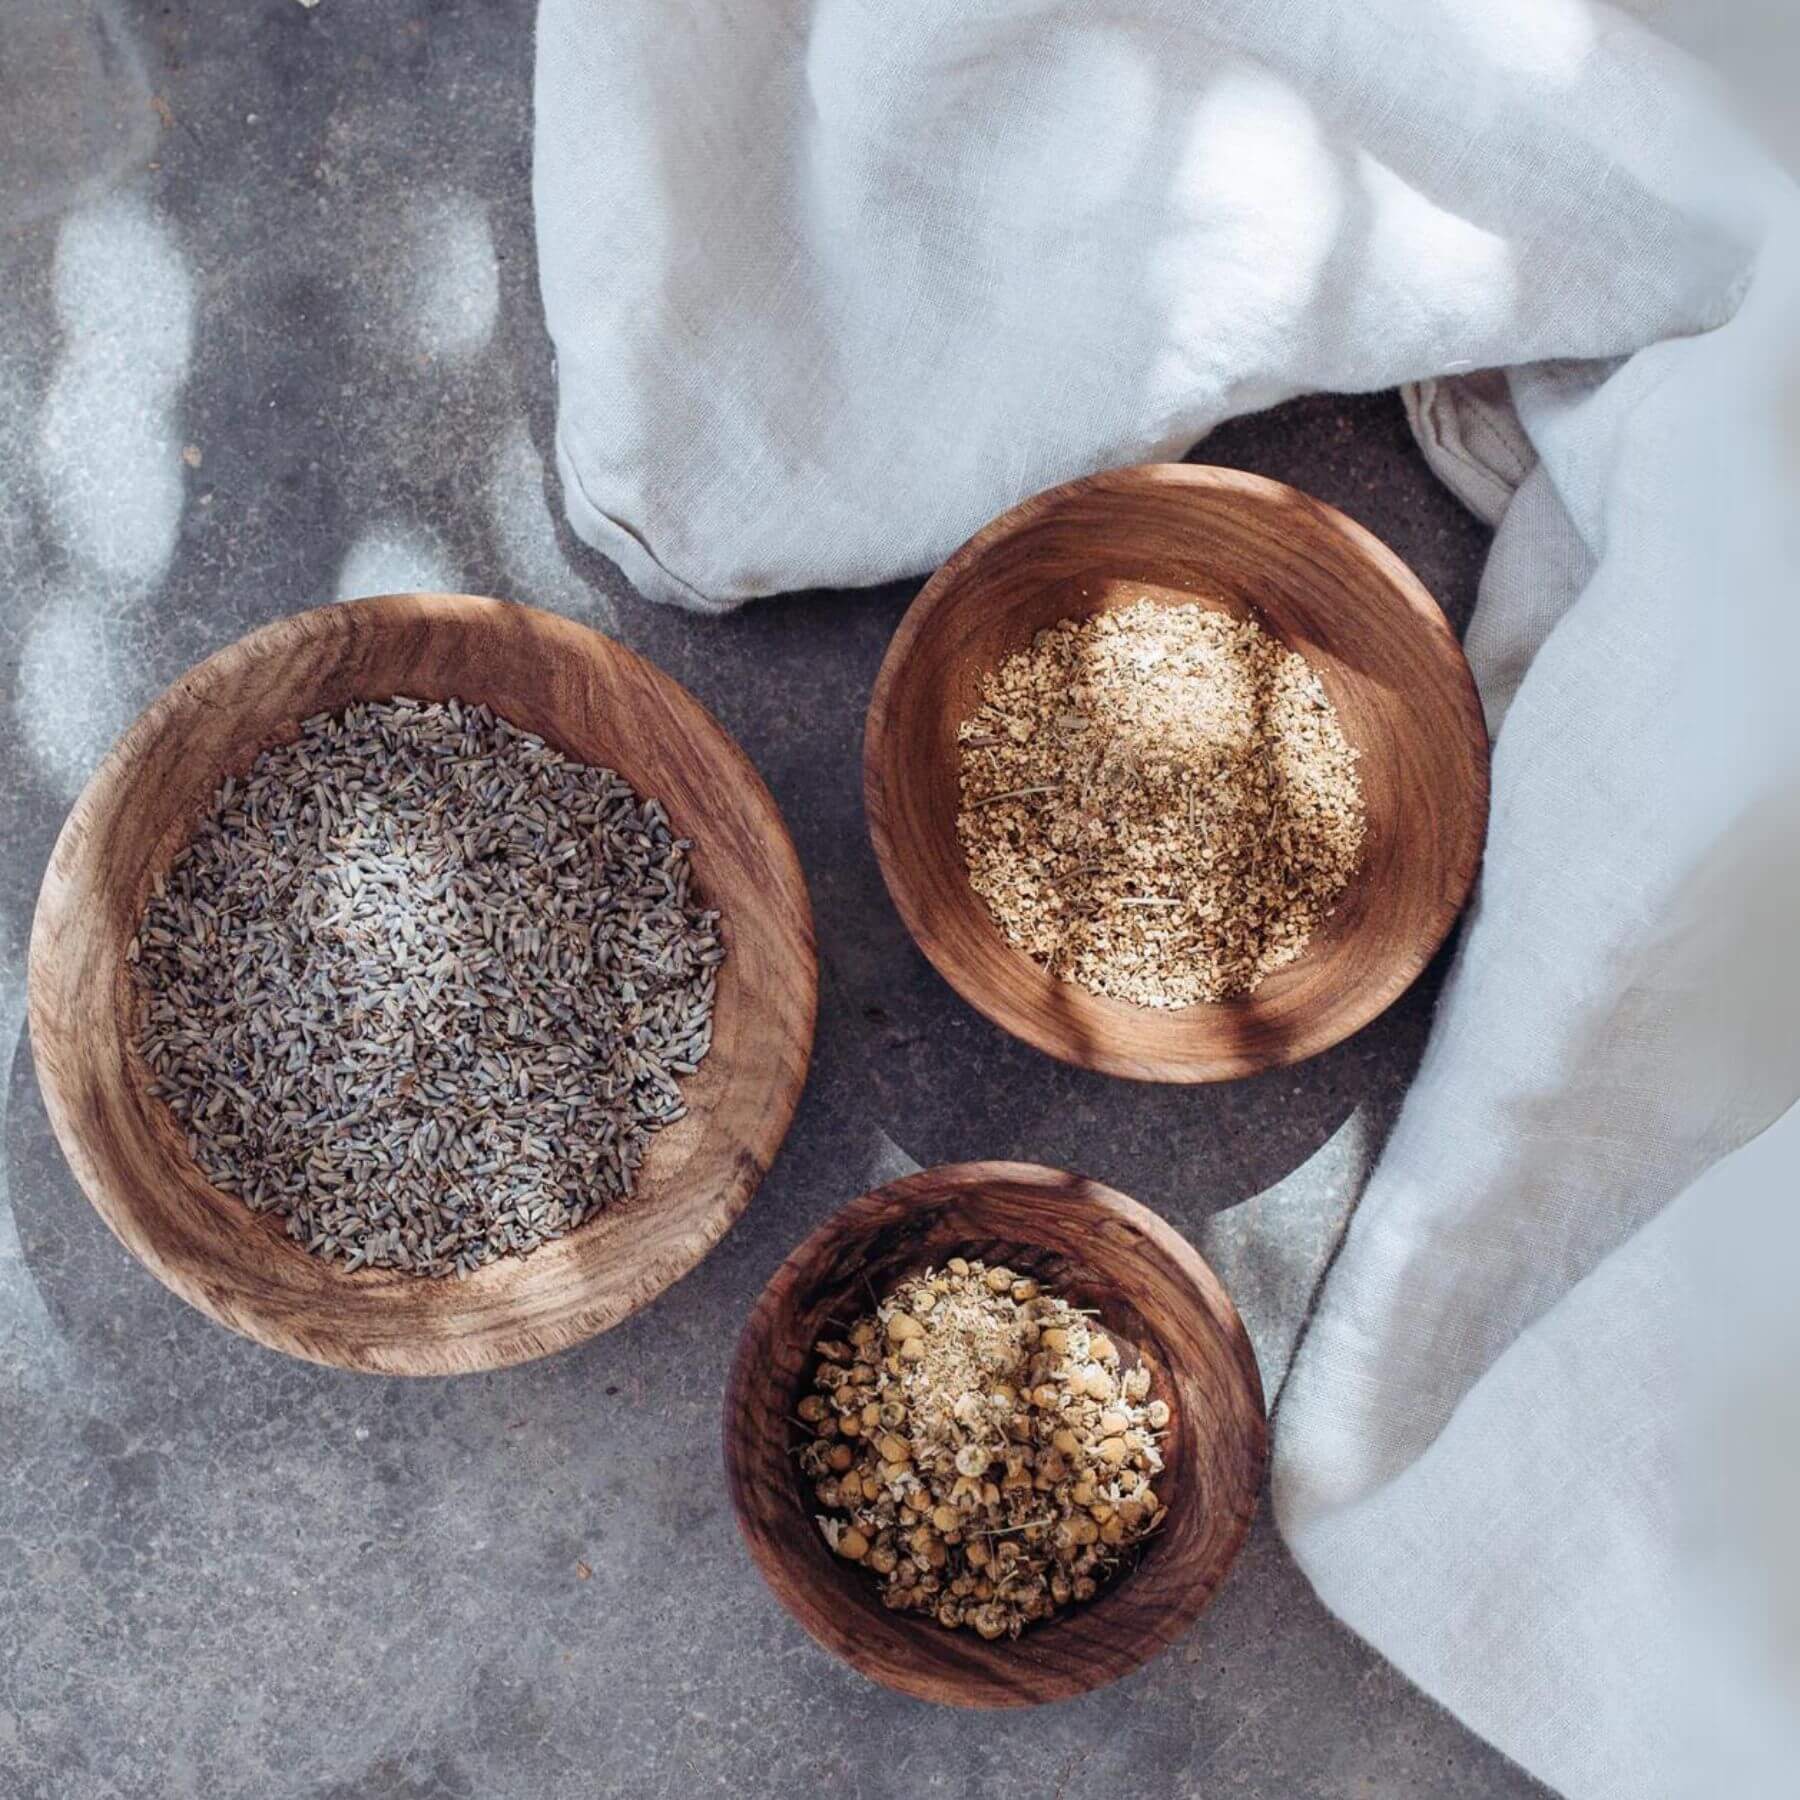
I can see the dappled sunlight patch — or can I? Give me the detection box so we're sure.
[334,521,460,600]
[17,589,145,800]
[39,191,194,584]
[1441,0,1598,86]
[394,188,500,362]
[1350,149,1519,355]
[1148,62,1344,402]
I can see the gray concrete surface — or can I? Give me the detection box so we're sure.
[0,5,1547,1797]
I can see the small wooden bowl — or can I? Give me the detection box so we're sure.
[723,1161,1266,1706]
[864,464,1489,1082]
[27,594,817,1375]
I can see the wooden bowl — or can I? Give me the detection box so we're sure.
[723,1161,1267,1706]
[864,464,1489,1082]
[27,593,817,1375]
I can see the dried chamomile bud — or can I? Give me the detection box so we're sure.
[1080,1365,1116,1402]
[800,1257,1169,1640]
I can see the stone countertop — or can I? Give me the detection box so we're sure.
[0,5,1544,1798]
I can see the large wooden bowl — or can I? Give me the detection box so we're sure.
[27,594,816,1375]
[864,465,1489,1082]
[723,1162,1266,1706]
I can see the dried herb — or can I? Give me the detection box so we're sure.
[956,599,1365,1006]
[799,1258,1168,1639]
[132,697,724,1278]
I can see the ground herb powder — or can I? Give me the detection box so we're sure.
[956,598,1365,1007]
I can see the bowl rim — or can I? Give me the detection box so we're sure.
[862,461,1491,1083]
[722,1159,1269,1706]
[26,591,818,1375]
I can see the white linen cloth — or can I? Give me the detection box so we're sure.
[534,3,1800,1793]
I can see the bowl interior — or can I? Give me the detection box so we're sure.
[28,593,816,1373]
[864,465,1489,1081]
[724,1163,1267,1707]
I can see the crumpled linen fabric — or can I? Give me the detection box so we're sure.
[534,0,1746,611]
[534,3,1800,1794]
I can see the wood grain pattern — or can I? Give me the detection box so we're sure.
[27,593,817,1375]
[864,464,1490,1082]
[723,1161,1267,1707]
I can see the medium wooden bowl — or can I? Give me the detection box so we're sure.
[864,464,1489,1082]
[723,1161,1266,1706]
[27,593,816,1375]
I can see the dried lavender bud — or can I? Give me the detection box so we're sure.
[133,696,722,1279]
